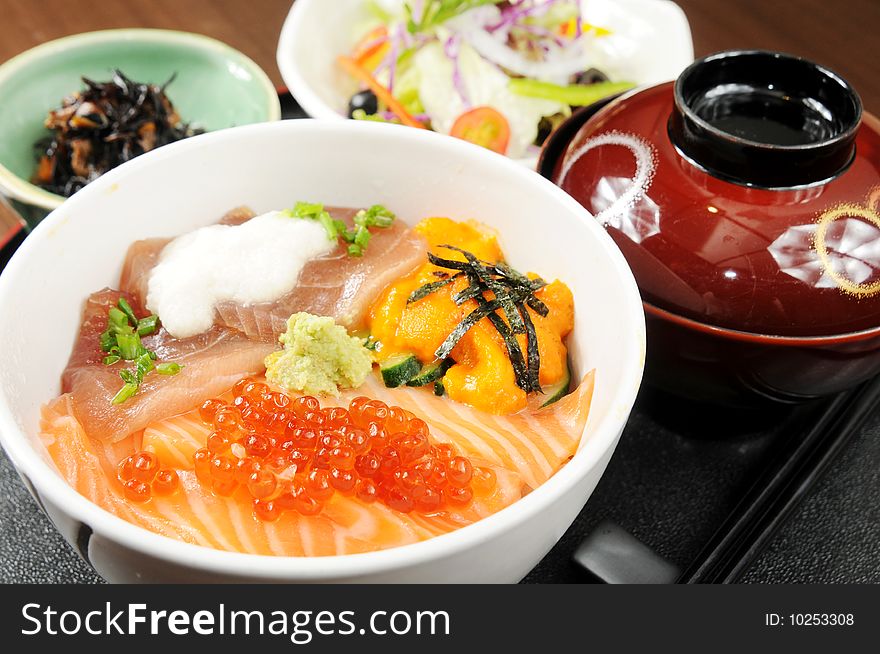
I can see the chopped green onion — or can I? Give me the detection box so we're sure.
[285,201,396,256]
[508,78,634,106]
[117,298,139,328]
[286,202,340,242]
[136,315,159,336]
[156,362,182,376]
[99,329,115,352]
[354,225,371,249]
[316,211,340,241]
[111,383,139,405]
[101,295,179,405]
[135,352,155,378]
[290,201,324,217]
[355,205,395,229]
[116,332,145,360]
[108,307,129,332]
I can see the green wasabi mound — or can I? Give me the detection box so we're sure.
[264,312,373,396]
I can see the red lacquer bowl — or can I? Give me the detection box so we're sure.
[540,51,880,404]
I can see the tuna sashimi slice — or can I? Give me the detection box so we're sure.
[119,207,428,341]
[117,208,257,302]
[61,289,275,442]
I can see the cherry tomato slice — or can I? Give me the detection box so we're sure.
[449,107,511,155]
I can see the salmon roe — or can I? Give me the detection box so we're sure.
[116,451,180,503]
[192,380,496,522]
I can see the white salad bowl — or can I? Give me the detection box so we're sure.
[277,0,694,167]
[0,120,645,583]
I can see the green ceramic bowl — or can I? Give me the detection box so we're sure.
[0,29,281,212]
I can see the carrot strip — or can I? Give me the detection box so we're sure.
[337,55,426,129]
[352,26,390,70]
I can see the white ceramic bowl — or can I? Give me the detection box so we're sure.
[277,0,694,167]
[0,120,645,582]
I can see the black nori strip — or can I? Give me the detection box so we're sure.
[460,268,532,391]
[520,304,543,393]
[426,251,471,271]
[440,245,526,334]
[485,310,530,392]
[526,295,550,317]
[456,281,534,308]
[407,273,462,304]
[493,262,548,291]
[421,244,553,393]
[435,297,505,360]
[452,284,483,305]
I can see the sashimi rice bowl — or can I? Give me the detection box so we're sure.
[0,120,644,582]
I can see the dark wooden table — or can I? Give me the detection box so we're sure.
[0,0,878,110]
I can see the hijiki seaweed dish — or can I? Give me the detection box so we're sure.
[32,70,201,197]
[41,204,594,556]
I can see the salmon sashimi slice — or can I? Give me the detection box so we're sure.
[40,372,594,557]
[42,398,528,556]
[119,207,428,341]
[335,373,595,491]
[61,289,275,442]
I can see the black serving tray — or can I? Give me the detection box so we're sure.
[522,380,880,583]
[0,92,877,584]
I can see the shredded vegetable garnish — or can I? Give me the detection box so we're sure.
[405,0,505,34]
[284,202,396,257]
[101,298,182,404]
[339,0,626,157]
[337,55,426,128]
[408,245,547,393]
[508,78,633,105]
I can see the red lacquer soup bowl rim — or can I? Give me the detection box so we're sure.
[643,300,880,346]
[540,82,880,181]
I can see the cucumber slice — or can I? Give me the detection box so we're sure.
[540,366,572,407]
[380,354,421,388]
[528,365,572,410]
[433,379,445,396]
[406,358,454,387]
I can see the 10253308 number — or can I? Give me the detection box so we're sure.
[789,614,854,626]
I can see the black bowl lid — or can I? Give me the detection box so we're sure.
[668,50,862,189]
